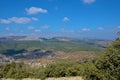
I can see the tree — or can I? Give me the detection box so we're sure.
[95,38,120,80]
[117,31,120,35]
[6,67,16,78]
[0,66,3,78]
[83,38,120,80]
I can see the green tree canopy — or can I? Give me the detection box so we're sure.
[95,38,120,80]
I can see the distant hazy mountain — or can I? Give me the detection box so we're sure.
[0,36,112,64]
[0,36,47,41]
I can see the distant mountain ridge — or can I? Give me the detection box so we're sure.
[0,36,112,50]
[0,36,112,42]
[0,36,112,65]
[0,36,46,41]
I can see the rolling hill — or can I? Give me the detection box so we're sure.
[0,36,111,64]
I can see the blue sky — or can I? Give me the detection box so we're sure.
[0,0,120,40]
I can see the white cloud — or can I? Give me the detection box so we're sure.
[26,7,48,15]
[10,17,31,24]
[35,29,41,32]
[97,27,104,30]
[0,17,38,24]
[28,26,34,30]
[83,0,96,4]
[61,28,65,32]
[0,19,11,24]
[9,33,14,36]
[41,25,49,29]
[5,27,10,31]
[20,30,23,33]
[31,17,39,21]
[118,26,120,28]
[81,28,90,31]
[63,17,70,22]
[61,28,75,33]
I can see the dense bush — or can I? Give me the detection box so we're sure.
[44,62,82,77]
[1,62,29,79]
[83,38,120,80]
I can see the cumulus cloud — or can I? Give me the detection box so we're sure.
[0,19,11,24]
[9,33,14,36]
[35,29,41,32]
[81,28,90,31]
[26,7,48,15]
[41,25,50,29]
[10,17,31,24]
[63,17,70,22]
[97,27,104,30]
[31,17,39,21]
[0,17,38,24]
[28,26,34,30]
[5,27,10,31]
[20,30,24,33]
[118,26,120,28]
[83,0,96,4]
[61,28,75,33]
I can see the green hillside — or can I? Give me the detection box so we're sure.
[0,38,106,55]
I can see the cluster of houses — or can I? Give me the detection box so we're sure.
[0,54,15,65]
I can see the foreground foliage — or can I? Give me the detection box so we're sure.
[84,38,120,80]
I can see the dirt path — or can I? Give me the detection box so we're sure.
[2,77,84,80]
[46,76,83,80]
